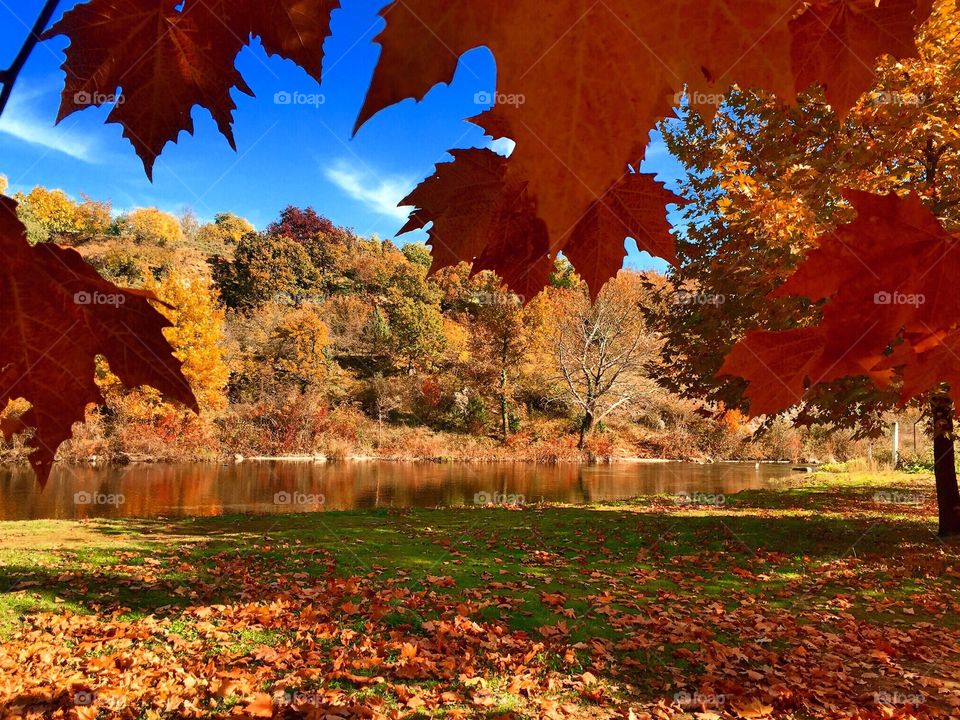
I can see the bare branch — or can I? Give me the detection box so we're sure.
[0,0,61,118]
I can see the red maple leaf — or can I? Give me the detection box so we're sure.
[721,190,957,415]
[399,148,554,300]
[790,0,928,118]
[44,0,337,179]
[0,198,197,484]
[564,170,687,299]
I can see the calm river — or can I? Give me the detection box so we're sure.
[0,461,800,521]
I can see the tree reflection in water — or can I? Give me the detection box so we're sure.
[0,461,797,520]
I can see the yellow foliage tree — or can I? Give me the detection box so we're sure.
[15,186,84,235]
[0,174,7,195]
[126,207,183,245]
[148,271,230,412]
[96,269,229,458]
[76,194,113,235]
[196,212,255,251]
[267,305,331,391]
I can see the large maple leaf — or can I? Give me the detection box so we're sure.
[790,0,928,118]
[721,190,960,415]
[43,0,931,295]
[0,198,197,484]
[400,148,683,296]
[558,169,688,299]
[45,0,338,179]
[398,148,555,300]
[355,0,930,295]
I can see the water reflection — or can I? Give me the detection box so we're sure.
[0,461,798,521]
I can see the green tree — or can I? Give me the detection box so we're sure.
[469,274,527,440]
[211,233,320,309]
[387,297,446,372]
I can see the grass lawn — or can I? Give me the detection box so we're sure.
[0,470,958,718]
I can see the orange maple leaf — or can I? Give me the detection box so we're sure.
[0,198,197,484]
[790,0,928,118]
[358,0,930,293]
[721,190,960,415]
[45,0,337,179]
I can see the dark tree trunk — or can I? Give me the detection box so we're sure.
[500,356,509,441]
[930,394,960,537]
[578,410,594,449]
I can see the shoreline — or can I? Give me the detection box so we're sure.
[0,454,817,471]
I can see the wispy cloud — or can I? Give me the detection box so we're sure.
[0,85,100,163]
[324,161,413,221]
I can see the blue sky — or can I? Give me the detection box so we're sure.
[0,0,684,270]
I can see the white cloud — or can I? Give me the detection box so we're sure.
[488,137,516,157]
[325,162,413,221]
[0,85,99,163]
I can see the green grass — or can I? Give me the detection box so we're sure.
[0,469,957,718]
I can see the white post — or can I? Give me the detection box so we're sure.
[891,421,900,469]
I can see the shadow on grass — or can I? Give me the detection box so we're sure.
[0,490,953,621]
[1,489,959,718]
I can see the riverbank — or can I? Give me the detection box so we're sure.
[24,408,861,471]
[0,470,957,718]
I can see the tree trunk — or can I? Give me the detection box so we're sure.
[578,410,594,449]
[930,393,960,537]
[500,348,509,442]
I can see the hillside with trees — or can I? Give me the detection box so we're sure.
[0,177,921,468]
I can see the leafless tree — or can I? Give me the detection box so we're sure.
[549,275,660,447]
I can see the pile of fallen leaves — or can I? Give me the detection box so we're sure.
[1,499,959,719]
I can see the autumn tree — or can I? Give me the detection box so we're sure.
[16,186,80,234]
[268,205,334,243]
[125,207,184,246]
[536,273,659,448]
[211,232,320,309]
[76,194,112,236]
[656,0,960,534]
[192,212,254,253]
[148,271,230,413]
[387,297,447,372]
[265,305,331,391]
[467,274,527,440]
[96,268,228,457]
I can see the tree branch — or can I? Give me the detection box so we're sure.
[0,0,61,119]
